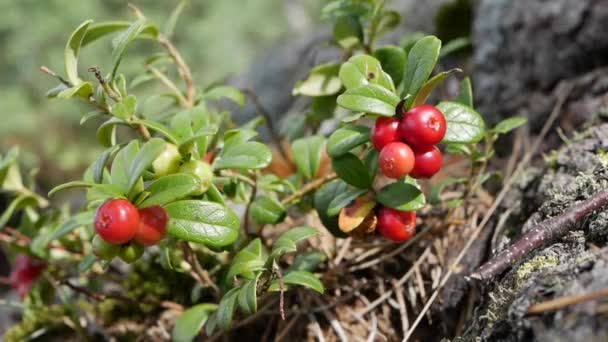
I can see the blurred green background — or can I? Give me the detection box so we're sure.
[0,0,324,187]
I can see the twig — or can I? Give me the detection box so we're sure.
[472,189,608,281]
[312,296,348,342]
[241,88,290,162]
[157,34,195,107]
[88,66,121,102]
[40,66,73,87]
[393,280,409,338]
[281,172,337,206]
[275,313,300,341]
[527,287,608,314]
[273,261,286,320]
[181,242,219,294]
[146,65,189,107]
[307,313,326,342]
[402,83,573,341]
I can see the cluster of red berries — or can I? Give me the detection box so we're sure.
[9,255,46,298]
[372,104,447,242]
[93,199,168,262]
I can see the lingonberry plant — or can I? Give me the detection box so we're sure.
[0,0,528,340]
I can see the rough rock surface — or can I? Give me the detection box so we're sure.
[473,0,608,127]
[459,123,608,341]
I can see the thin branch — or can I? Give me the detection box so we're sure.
[273,261,286,320]
[88,66,121,102]
[527,287,608,314]
[470,189,608,281]
[182,242,219,294]
[241,88,290,162]
[157,34,195,107]
[146,65,188,107]
[40,66,72,87]
[402,83,573,341]
[281,172,337,206]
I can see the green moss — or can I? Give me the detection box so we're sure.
[516,255,559,281]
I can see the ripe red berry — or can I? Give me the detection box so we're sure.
[134,205,168,246]
[378,142,415,179]
[372,117,400,151]
[377,208,416,242]
[399,104,446,147]
[94,199,139,244]
[411,145,443,179]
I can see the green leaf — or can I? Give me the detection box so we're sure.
[127,138,165,193]
[275,270,324,294]
[65,20,92,85]
[327,125,370,158]
[216,287,240,331]
[0,195,38,228]
[292,136,325,178]
[222,129,258,152]
[437,101,486,144]
[111,19,147,81]
[82,21,129,46]
[179,125,218,155]
[332,153,371,189]
[439,37,471,58]
[293,63,342,97]
[339,55,395,92]
[45,84,69,98]
[412,68,461,107]
[171,111,194,143]
[80,111,104,125]
[164,0,189,38]
[373,45,406,87]
[78,254,97,273]
[375,10,401,37]
[92,146,119,184]
[226,238,266,280]
[363,149,379,183]
[376,179,425,210]
[337,84,400,116]
[402,35,442,107]
[97,118,124,147]
[327,188,367,216]
[291,251,327,272]
[165,200,239,248]
[237,274,261,315]
[314,180,349,238]
[133,118,180,145]
[456,77,473,107]
[213,142,272,170]
[333,15,363,50]
[172,303,217,342]
[250,195,286,225]
[49,211,95,242]
[492,117,527,134]
[57,82,94,99]
[271,226,318,258]
[48,181,96,197]
[140,173,199,207]
[113,94,137,119]
[110,140,139,194]
[203,86,245,107]
[429,177,467,204]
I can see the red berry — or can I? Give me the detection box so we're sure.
[94,199,139,244]
[10,255,46,298]
[377,208,416,242]
[411,145,443,179]
[134,205,168,246]
[372,117,400,151]
[399,105,446,147]
[378,142,415,179]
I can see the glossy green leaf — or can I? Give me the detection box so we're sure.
[339,55,395,92]
[133,118,180,144]
[363,149,379,183]
[164,0,189,38]
[376,179,425,210]
[165,200,239,248]
[110,140,139,194]
[0,195,38,228]
[171,110,194,142]
[213,142,272,170]
[437,101,486,144]
[250,195,286,225]
[65,20,92,85]
[327,188,367,216]
[314,180,349,238]
[271,226,318,258]
[270,270,324,294]
[216,287,240,331]
[327,125,370,158]
[223,128,258,152]
[92,146,119,184]
[373,45,406,87]
[492,117,527,134]
[48,181,96,197]
[45,84,69,98]
[439,37,471,58]
[172,303,217,342]
[57,82,94,99]
[203,86,245,107]
[49,211,95,242]
[237,274,260,315]
[82,21,128,46]
[226,238,266,280]
[113,94,137,119]
[412,68,461,107]
[292,135,325,178]
[293,63,342,97]
[333,15,363,50]
[140,173,199,207]
[375,10,401,37]
[97,118,125,147]
[291,251,327,272]
[456,77,473,107]
[111,19,147,81]
[337,84,400,116]
[332,153,371,189]
[402,35,442,107]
